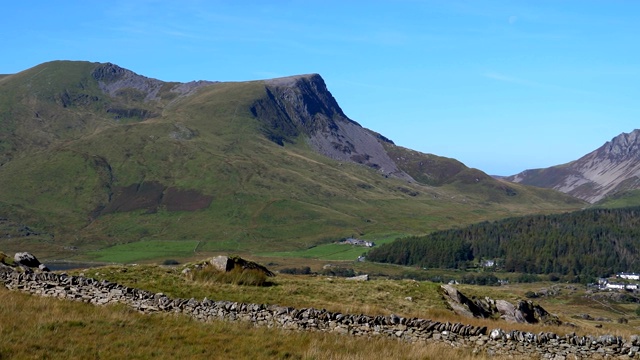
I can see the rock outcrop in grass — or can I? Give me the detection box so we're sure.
[2,265,640,358]
[441,285,561,325]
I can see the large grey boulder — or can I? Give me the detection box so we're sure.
[207,256,274,277]
[441,285,560,325]
[440,284,496,319]
[209,256,234,272]
[515,300,561,326]
[496,300,519,322]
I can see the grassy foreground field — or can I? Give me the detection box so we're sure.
[4,261,640,359]
[68,264,640,337]
[1,287,500,360]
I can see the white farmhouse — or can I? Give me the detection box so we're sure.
[617,272,640,280]
[605,283,626,290]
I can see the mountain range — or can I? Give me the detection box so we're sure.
[0,60,597,259]
[505,130,640,204]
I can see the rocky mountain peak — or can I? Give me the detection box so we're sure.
[601,130,640,159]
[506,129,640,203]
[253,74,412,180]
[91,62,131,82]
[91,62,213,102]
[264,73,321,87]
[264,74,347,122]
[92,62,164,101]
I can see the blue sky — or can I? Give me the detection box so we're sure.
[2,1,639,175]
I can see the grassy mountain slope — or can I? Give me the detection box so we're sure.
[596,189,640,208]
[0,61,584,261]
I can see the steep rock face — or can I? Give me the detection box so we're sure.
[92,62,213,102]
[250,74,531,195]
[251,74,412,180]
[506,130,640,203]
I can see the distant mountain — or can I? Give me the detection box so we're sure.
[0,61,583,259]
[505,130,640,203]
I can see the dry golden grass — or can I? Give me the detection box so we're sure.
[5,262,640,359]
[76,264,449,318]
[455,282,640,338]
[70,264,640,340]
[0,287,533,360]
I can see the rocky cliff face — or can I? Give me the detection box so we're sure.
[251,74,413,180]
[92,62,213,101]
[440,285,560,325]
[506,130,640,203]
[250,74,531,192]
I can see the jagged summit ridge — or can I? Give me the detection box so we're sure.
[506,129,640,203]
[92,62,214,101]
[601,130,640,159]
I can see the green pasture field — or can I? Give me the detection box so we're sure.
[258,243,367,261]
[256,233,404,260]
[88,240,201,263]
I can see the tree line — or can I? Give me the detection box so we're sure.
[367,207,640,277]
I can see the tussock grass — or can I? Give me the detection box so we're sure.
[5,261,639,358]
[0,287,527,360]
[70,264,640,340]
[0,251,14,266]
[79,264,447,317]
[190,267,271,287]
[302,336,504,360]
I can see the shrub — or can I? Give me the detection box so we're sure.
[162,259,180,265]
[461,273,499,286]
[515,273,541,283]
[548,273,560,282]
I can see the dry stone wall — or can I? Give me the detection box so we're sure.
[2,267,640,359]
